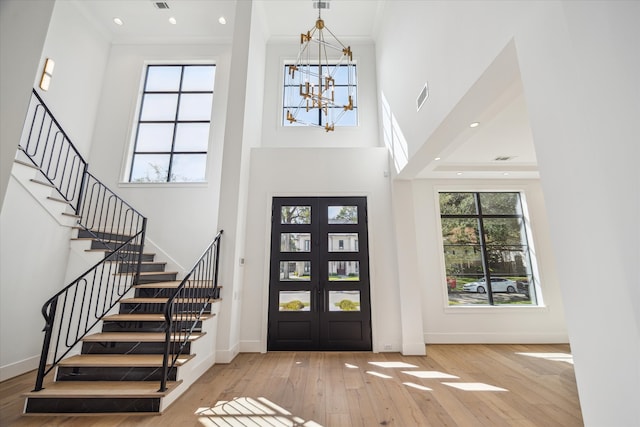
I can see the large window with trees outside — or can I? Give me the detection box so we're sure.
[439,192,538,306]
[128,64,215,183]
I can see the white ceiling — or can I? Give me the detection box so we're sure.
[74,0,537,180]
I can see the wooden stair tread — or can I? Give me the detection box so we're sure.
[58,354,194,367]
[23,380,181,398]
[103,313,214,322]
[14,158,39,169]
[83,332,204,342]
[29,178,55,188]
[135,280,219,288]
[117,271,179,276]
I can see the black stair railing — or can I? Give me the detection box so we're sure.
[160,230,223,392]
[19,90,149,391]
[20,89,88,214]
[33,229,146,391]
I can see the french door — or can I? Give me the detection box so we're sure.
[267,197,372,351]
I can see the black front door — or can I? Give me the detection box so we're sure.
[268,197,372,351]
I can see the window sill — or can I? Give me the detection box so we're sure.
[118,181,209,189]
[443,304,547,314]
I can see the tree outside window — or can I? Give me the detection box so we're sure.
[439,192,538,306]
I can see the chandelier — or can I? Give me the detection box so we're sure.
[285,1,355,132]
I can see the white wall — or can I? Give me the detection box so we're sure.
[240,147,401,353]
[0,0,54,208]
[414,179,568,343]
[0,0,112,380]
[35,0,111,154]
[0,176,74,380]
[88,42,232,268]
[261,42,379,148]
[376,1,640,425]
[215,0,268,362]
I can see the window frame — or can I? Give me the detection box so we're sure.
[436,190,541,308]
[126,63,215,184]
[282,62,358,129]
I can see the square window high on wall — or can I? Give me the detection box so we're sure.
[282,63,358,128]
[438,192,540,306]
[127,64,215,183]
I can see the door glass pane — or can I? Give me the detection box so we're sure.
[328,206,358,224]
[281,233,311,252]
[328,261,359,281]
[329,291,361,311]
[328,233,359,252]
[281,206,311,224]
[280,261,311,281]
[279,291,311,311]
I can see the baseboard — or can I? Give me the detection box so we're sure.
[239,340,263,353]
[216,343,240,363]
[424,332,569,344]
[0,355,39,382]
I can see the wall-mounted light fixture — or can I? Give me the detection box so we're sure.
[39,58,55,91]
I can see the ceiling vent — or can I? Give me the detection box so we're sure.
[494,156,515,161]
[313,1,330,9]
[153,2,170,9]
[417,82,429,112]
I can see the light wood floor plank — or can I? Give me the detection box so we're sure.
[0,344,582,426]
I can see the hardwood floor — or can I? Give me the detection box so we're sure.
[0,344,583,426]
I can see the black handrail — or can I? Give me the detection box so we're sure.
[19,90,149,391]
[20,89,88,214]
[159,230,223,392]
[33,230,146,391]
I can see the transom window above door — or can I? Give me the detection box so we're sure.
[127,64,215,183]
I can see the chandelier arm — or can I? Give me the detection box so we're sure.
[323,26,348,50]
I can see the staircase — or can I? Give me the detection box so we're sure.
[17,193,222,415]
[13,90,223,415]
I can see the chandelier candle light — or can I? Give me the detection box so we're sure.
[286,1,355,132]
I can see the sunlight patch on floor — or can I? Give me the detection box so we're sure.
[366,370,393,379]
[516,352,574,364]
[368,361,418,369]
[401,370,459,379]
[196,396,324,427]
[344,363,359,369]
[442,382,508,392]
[403,382,433,391]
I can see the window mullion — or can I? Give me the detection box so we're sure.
[475,193,495,305]
[166,66,185,183]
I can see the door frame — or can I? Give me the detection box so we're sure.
[262,194,375,352]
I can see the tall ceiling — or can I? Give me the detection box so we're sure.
[72,0,537,180]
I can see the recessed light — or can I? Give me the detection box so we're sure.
[456,172,463,176]
[169,16,177,25]
[470,122,480,128]
[503,172,510,176]
[113,17,124,26]
[218,16,227,25]
[434,157,441,161]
